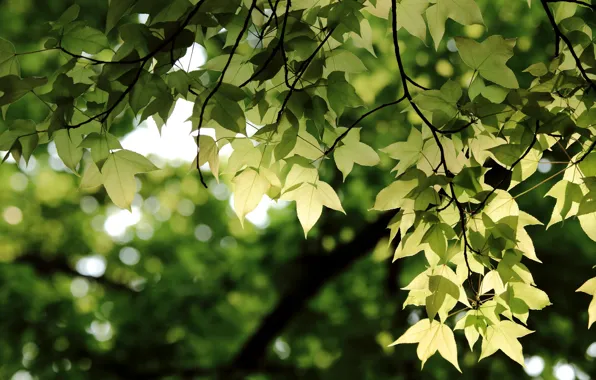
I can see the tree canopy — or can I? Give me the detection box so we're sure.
[1,0,596,378]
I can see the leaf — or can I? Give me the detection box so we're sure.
[0,75,48,106]
[197,135,220,180]
[232,168,270,227]
[54,129,84,173]
[281,180,345,237]
[0,37,19,77]
[510,282,551,310]
[426,273,460,320]
[544,180,582,228]
[390,319,461,372]
[274,129,298,161]
[479,320,533,366]
[62,25,110,55]
[102,150,158,210]
[455,36,519,89]
[211,95,246,134]
[426,0,484,49]
[373,176,420,211]
[414,80,461,126]
[80,162,103,189]
[396,0,429,43]
[381,127,423,177]
[454,310,488,351]
[351,18,376,56]
[333,128,379,180]
[576,277,596,328]
[484,190,519,222]
[422,224,447,258]
[480,270,505,295]
[106,0,138,33]
[326,72,362,116]
[56,4,80,27]
[325,50,368,73]
[79,132,122,169]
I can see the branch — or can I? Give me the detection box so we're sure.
[229,211,396,369]
[391,0,477,287]
[472,121,541,215]
[13,253,131,293]
[546,0,596,10]
[541,0,596,90]
[238,0,290,88]
[193,0,258,188]
[65,0,211,130]
[275,26,336,124]
[572,139,596,165]
[323,95,408,157]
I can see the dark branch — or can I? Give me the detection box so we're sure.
[230,211,396,369]
[546,0,596,10]
[275,26,336,124]
[238,0,290,88]
[541,0,596,89]
[65,0,211,130]
[472,121,541,215]
[194,0,257,188]
[323,95,408,156]
[13,253,131,293]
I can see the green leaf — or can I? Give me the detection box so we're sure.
[80,162,103,189]
[274,129,298,161]
[414,80,461,126]
[396,0,429,43]
[373,174,421,211]
[102,150,158,210]
[56,4,80,27]
[325,50,368,73]
[333,129,379,180]
[426,273,460,320]
[211,95,246,134]
[381,127,423,177]
[0,75,48,106]
[62,25,110,54]
[79,132,122,169]
[0,37,19,77]
[427,0,484,49]
[455,36,519,89]
[106,0,138,33]
[54,129,84,173]
[327,72,362,117]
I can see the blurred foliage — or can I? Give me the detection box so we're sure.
[0,0,596,379]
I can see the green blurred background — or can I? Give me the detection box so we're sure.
[0,0,595,379]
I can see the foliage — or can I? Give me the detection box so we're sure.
[1,0,596,374]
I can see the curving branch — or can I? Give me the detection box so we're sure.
[193,0,258,188]
[64,0,211,130]
[546,0,596,10]
[472,121,541,215]
[323,95,408,157]
[13,253,131,293]
[391,0,477,288]
[275,26,336,124]
[238,0,290,88]
[230,211,396,369]
[541,0,596,90]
